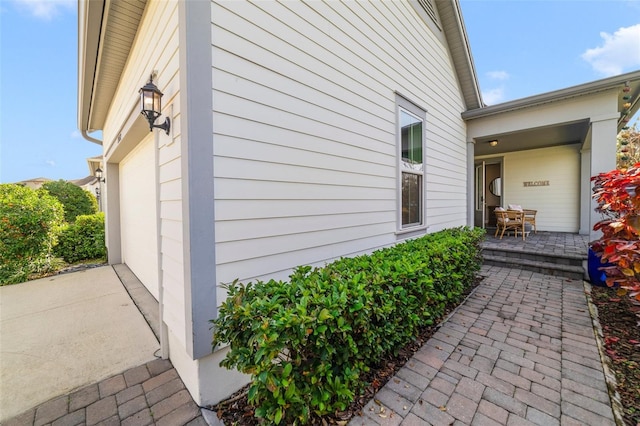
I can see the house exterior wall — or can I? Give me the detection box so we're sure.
[211,0,469,294]
[99,0,472,407]
[502,145,580,233]
[100,0,188,351]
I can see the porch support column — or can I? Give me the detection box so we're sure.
[589,113,619,241]
[467,139,475,227]
[579,146,591,235]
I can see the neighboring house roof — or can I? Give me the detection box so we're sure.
[71,176,100,187]
[15,177,99,190]
[16,177,52,189]
[19,177,51,183]
[86,156,103,177]
[77,0,482,134]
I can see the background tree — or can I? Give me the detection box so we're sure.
[41,180,98,223]
[0,184,64,284]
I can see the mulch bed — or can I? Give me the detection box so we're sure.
[591,285,640,426]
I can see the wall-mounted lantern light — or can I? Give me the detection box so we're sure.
[139,75,170,135]
[489,140,498,147]
[95,167,106,183]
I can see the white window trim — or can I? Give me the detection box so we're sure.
[396,95,427,233]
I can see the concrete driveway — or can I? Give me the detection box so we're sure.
[0,266,159,422]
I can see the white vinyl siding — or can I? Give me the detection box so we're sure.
[103,0,179,152]
[102,0,186,347]
[502,145,580,233]
[211,0,467,288]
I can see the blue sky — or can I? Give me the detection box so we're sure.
[460,0,640,106]
[1,0,639,184]
[1,0,101,183]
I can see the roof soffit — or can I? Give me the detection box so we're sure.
[435,0,483,110]
[80,0,147,132]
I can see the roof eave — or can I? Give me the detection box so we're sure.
[77,0,105,140]
[437,0,483,110]
[462,70,640,122]
[77,0,147,144]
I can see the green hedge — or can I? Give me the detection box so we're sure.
[212,227,485,425]
[54,213,106,263]
[0,184,65,285]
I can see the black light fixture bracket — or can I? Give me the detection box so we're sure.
[139,75,171,135]
[150,117,171,135]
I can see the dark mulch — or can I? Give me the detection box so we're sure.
[54,261,107,275]
[591,285,640,426]
[211,278,483,425]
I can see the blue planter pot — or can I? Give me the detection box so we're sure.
[588,247,613,287]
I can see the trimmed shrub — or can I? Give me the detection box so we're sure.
[41,180,98,223]
[0,184,65,285]
[212,227,485,425]
[54,213,106,263]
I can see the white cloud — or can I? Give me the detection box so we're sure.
[581,24,640,76]
[45,159,56,167]
[70,130,81,138]
[482,87,505,106]
[487,71,510,81]
[12,0,74,20]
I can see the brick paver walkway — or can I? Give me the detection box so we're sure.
[349,265,616,426]
[3,359,206,426]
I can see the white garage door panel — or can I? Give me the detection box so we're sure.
[120,136,159,299]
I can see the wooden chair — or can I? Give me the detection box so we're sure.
[523,209,537,233]
[508,204,537,235]
[495,209,525,240]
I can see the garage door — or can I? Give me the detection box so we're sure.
[119,135,159,299]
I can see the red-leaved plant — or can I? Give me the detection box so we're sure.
[591,163,640,302]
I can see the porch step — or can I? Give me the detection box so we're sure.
[482,247,587,281]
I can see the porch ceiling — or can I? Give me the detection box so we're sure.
[474,119,590,156]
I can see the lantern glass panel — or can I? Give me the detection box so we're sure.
[140,91,153,113]
[153,91,162,113]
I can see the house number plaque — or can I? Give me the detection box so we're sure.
[523,181,550,187]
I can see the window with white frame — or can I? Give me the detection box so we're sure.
[397,98,425,229]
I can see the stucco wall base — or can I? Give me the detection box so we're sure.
[168,329,250,407]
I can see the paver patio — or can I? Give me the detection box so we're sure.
[349,264,616,425]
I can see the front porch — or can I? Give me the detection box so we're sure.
[465,70,640,242]
[481,231,591,280]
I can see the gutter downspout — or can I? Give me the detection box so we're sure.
[155,108,170,359]
[81,129,103,145]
